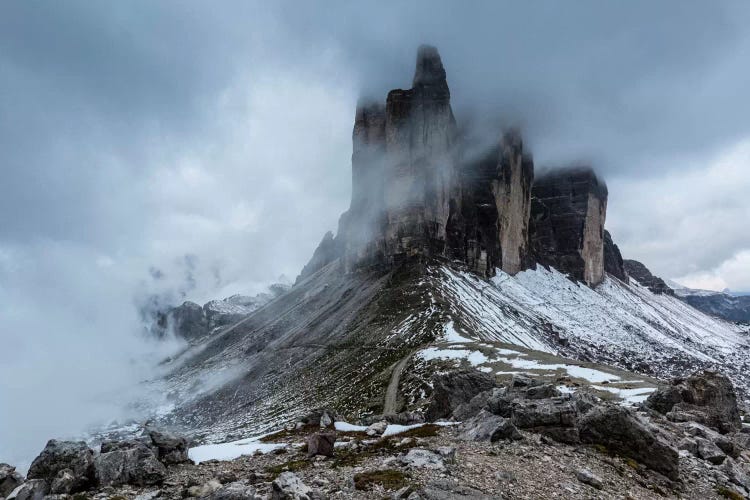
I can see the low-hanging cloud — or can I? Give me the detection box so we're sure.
[1,0,750,468]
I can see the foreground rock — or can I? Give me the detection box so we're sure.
[425,369,495,420]
[0,464,23,498]
[271,472,313,500]
[95,440,167,486]
[646,370,742,433]
[5,479,48,500]
[148,429,191,465]
[578,405,680,480]
[26,440,95,493]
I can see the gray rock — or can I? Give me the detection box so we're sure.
[271,472,312,500]
[576,469,603,489]
[461,410,521,442]
[94,441,167,487]
[400,449,445,470]
[696,438,726,465]
[366,421,388,437]
[511,398,578,429]
[0,464,24,498]
[578,405,679,480]
[49,469,75,495]
[645,370,741,433]
[720,458,750,491]
[452,390,491,421]
[6,480,48,500]
[26,440,95,493]
[209,481,257,500]
[148,429,191,465]
[306,432,336,458]
[319,411,333,429]
[485,388,513,417]
[522,384,561,400]
[678,437,699,456]
[426,369,495,421]
[434,446,456,463]
[187,479,222,498]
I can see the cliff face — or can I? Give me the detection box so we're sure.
[383,45,457,263]
[624,259,674,295]
[530,168,608,286]
[298,45,617,287]
[603,230,627,282]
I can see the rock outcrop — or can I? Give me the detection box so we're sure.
[530,167,608,286]
[26,440,95,493]
[645,371,742,433]
[623,259,674,295]
[603,230,627,281]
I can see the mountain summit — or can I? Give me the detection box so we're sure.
[299,46,611,287]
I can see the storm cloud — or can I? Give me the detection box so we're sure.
[1,0,749,466]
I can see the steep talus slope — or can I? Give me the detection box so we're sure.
[432,266,750,394]
[159,261,448,443]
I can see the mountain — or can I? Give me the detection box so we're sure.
[143,46,750,445]
[671,285,750,324]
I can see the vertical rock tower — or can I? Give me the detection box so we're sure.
[297,45,618,288]
[530,167,608,286]
[383,45,457,263]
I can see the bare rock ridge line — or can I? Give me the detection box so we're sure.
[298,45,625,288]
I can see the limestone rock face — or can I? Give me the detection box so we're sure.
[297,45,622,288]
[493,131,535,275]
[603,230,627,281]
[383,45,457,263]
[623,259,674,295]
[530,167,608,286]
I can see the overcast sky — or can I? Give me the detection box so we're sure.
[2,0,750,466]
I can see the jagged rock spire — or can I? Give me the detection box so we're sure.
[412,45,448,91]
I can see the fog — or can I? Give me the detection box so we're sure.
[2,0,750,468]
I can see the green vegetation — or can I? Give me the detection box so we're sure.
[266,458,311,476]
[717,486,744,500]
[353,469,410,491]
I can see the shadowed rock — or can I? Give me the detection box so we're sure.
[623,259,673,295]
[26,440,95,493]
[530,167,608,286]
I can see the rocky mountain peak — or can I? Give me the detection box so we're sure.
[298,46,623,288]
[412,44,448,90]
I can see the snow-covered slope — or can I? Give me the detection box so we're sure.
[434,266,750,392]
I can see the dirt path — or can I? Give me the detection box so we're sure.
[383,351,414,414]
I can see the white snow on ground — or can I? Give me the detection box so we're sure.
[382,422,460,437]
[419,347,489,366]
[592,385,657,404]
[432,265,750,395]
[334,422,368,432]
[442,320,472,343]
[189,436,285,463]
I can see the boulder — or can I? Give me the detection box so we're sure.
[400,449,445,471]
[578,405,679,480]
[26,440,95,493]
[365,421,388,437]
[521,384,561,400]
[0,464,24,498]
[209,481,257,500]
[460,410,521,442]
[306,432,336,458]
[645,371,741,433]
[696,438,726,465]
[576,469,603,490]
[452,390,492,420]
[721,458,750,492]
[485,387,513,417]
[271,472,313,500]
[94,441,167,487]
[510,398,578,429]
[148,429,191,465]
[187,479,222,498]
[49,469,76,495]
[5,479,48,500]
[426,369,495,421]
